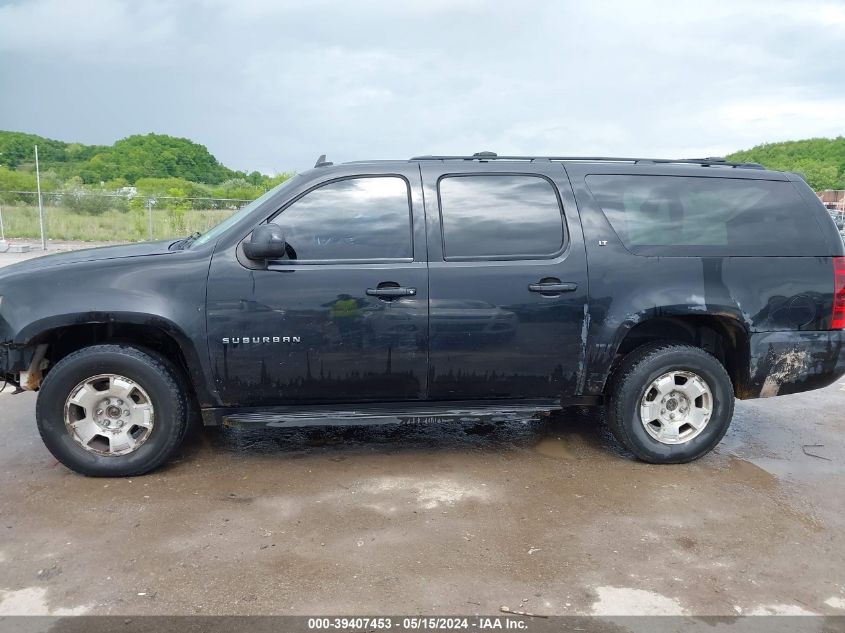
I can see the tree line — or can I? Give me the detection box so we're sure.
[726,136,845,190]
[2,130,842,212]
[0,130,292,210]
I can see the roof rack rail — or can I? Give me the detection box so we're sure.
[409,154,766,169]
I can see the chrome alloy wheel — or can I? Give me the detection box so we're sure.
[639,370,713,445]
[63,374,155,456]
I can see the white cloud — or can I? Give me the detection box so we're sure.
[0,0,842,171]
[719,97,845,142]
[0,0,177,61]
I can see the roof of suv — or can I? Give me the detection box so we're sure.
[408,153,766,169]
[330,152,768,172]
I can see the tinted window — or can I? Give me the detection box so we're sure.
[586,175,825,256]
[270,176,412,261]
[438,175,565,259]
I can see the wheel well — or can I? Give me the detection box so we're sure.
[35,323,194,396]
[613,316,750,397]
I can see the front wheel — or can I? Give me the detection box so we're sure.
[36,345,189,476]
[606,343,734,464]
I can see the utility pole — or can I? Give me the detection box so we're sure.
[35,145,46,250]
[0,202,6,250]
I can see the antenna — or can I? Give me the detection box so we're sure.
[314,154,333,168]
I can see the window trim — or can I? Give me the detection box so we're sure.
[436,172,568,262]
[584,173,825,258]
[262,174,415,265]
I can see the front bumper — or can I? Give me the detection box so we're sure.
[0,341,17,388]
[0,336,33,378]
[743,330,845,398]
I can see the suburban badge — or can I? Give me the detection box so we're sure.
[222,336,301,344]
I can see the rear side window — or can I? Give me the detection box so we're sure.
[438,175,565,260]
[585,175,826,256]
[270,176,412,261]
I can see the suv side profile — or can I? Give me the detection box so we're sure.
[1,153,843,476]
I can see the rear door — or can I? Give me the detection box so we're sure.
[419,161,589,400]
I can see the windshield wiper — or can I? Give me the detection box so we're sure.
[171,232,202,250]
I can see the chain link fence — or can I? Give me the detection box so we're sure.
[0,190,253,243]
[2,188,843,246]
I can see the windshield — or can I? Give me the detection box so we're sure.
[190,175,302,248]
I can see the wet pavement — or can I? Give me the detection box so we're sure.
[0,381,844,617]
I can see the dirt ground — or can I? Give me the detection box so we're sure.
[0,381,844,617]
[1,244,844,618]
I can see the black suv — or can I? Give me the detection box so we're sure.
[2,154,844,476]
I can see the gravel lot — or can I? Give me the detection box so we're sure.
[0,245,844,617]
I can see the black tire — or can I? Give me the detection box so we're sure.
[36,344,189,476]
[606,342,734,464]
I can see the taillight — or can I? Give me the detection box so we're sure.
[833,257,845,329]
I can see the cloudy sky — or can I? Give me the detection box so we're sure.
[0,0,843,173]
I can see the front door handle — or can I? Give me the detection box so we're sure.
[528,281,578,294]
[366,287,417,298]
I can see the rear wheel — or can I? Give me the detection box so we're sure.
[606,343,734,463]
[36,344,189,476]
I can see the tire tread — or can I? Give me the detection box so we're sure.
[36,344,188,476]
[606,342,734,464]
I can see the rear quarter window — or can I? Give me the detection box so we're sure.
[585,174,827,256]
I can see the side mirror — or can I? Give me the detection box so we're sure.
[243,224,287,261]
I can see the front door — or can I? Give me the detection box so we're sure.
[206,167,429,406]
[419,162,589,400]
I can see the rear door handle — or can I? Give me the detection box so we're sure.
[528,282,578,294]
[366,287,417,298]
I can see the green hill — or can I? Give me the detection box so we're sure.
[2,130,843,193]
[727,137,845,190]
[0,130,240,185]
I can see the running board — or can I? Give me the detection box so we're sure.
[206,399,561,428]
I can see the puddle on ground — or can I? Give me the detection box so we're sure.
[534,437,579,459]
[207,417,549,458]
[721,456,779,489]
[716,456,826,532]
[198,407,615,463]
[534,433,603,459]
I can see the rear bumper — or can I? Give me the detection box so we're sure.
[743,330,845,398]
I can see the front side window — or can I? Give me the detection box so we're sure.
[270,176,413,261]
[438,175,565,260]
[586,174,826,256]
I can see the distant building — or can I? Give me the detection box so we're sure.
[818,190,845,211]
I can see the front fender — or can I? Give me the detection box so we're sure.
[0,251,218,406]
[13,312,218,406]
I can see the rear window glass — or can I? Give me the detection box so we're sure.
[585,175,825,256]
[438,175,565,260]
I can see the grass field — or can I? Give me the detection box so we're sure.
[0,205,236,242]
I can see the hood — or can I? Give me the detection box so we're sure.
[0,240,176,276]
